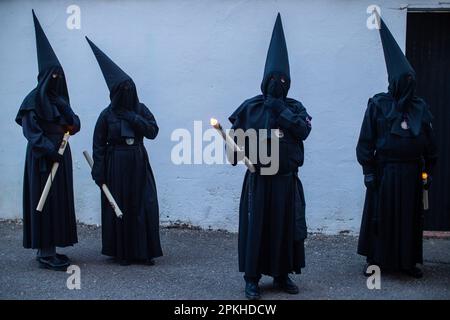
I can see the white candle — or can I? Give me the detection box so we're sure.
[36,131,71,212]
[210,118,256,173]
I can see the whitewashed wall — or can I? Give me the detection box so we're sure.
[0,0,442,233]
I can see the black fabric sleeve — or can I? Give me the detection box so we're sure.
[92,112,108,184]
[129,104,159,139]
[276,106,311,140]
[65,108,81,135]
[21,110,56,158]
[356,99,377,175]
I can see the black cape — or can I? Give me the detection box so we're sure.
[356,18,437,270]
[87,37,162,261]
[16,11,80,249]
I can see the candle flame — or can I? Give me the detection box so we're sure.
[210,118,218,126]
[422,172,428,180]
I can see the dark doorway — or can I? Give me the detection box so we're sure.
[406,11,450,231]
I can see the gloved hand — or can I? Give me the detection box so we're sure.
[64,125,76,135]
[423,175,432,190]
[92,173,105,187]
[94,177,105,188]
[116,109,136,123]
[265,96,286,116]
[91,166,105,187]
[364,174,377,190]
[47,150,64,163]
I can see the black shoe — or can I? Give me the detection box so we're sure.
[273,275,299,294]
[245,281,261,300]
[37,256,69,271]
[403,267,423,279]
[145,259,155,266]
[56,253,70,264]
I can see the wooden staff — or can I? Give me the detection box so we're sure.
[36,131,70,212]
[210,118,256,173]
[422,172,429,210]
[83,151,123,219]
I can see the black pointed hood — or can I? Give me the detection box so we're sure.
[32,10,61,74]
[85,36,132,91]
[377,18,432,137]
[261,13,290,96]
[229,14,312,142]
[16,10,72,126]
[379,18,415,85]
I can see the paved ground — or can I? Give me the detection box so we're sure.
[0,220,449,300]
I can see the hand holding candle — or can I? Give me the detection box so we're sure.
[210,118,256,173]
[36,131,71,212]
[83,151,123,219]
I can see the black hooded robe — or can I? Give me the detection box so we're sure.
[229,13,311,279]
[356,18,438,271]
[16,11,80,250]
[19,98,80,250]
[230,96,311,279]
[87,38,162,262]
[356,95,437,271]
[92,103,162,261]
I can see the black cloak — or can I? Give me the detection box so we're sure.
[86,37,162,262]
[356,18,437,271]
[229,13,312,278]
[16,10,80,249]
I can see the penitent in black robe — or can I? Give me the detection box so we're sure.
[92,102,162,261]
[356,18,438,272]
[16,69,81,250]
[356,94,437,271]
[19,110,80,249]
[87,37,162,262]
[230,95,311,278]
[229,13,311,279]
[16,10,80,250]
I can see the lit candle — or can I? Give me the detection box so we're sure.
[422,172,429,211]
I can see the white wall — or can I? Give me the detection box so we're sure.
[0,0,442,233]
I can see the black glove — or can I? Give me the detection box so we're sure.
[94,178,105,188]
[423,175,432,190]
[91,168,105,187]
[64,124,76,135]
[47,150,64,163]
[116,110,136,123]
[92,173,105,187]
[364,174,377,190]
[265,96,286,116]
